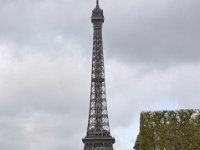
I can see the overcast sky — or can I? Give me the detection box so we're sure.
[0,0,200,149]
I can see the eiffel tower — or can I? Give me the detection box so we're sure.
[82,0,115,149]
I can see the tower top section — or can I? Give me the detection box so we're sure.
[91,0,104,23]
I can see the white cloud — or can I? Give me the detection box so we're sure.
[0,42,89,150]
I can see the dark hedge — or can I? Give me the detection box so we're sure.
[137,109,200,150]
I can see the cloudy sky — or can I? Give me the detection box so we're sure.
[0,0,200,149]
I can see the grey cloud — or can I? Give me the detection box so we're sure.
[103,0,200,64]
[0,0,200,150]
[0,0,92,55]
[0,48,89,150]
[0,0,199,65]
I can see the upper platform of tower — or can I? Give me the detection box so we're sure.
[91,0,104,23]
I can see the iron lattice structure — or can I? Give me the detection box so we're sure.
[82,0,115,150]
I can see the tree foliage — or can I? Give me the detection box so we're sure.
[138,109,200,150]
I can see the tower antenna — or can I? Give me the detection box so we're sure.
[97,0,99,7]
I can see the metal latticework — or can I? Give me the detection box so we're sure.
[82,1,115,150]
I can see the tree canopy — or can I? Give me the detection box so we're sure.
[136,109,200,150]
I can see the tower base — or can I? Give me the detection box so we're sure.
[83,136,115,150]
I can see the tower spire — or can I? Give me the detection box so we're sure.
[96,0,99,7]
